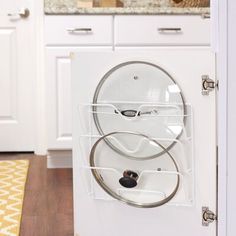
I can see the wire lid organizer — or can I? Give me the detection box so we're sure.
[78,61,194,208]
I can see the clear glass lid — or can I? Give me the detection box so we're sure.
[90,132,180,208]
[93,61,185,158]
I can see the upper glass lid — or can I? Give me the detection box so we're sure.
[93,61,185,158]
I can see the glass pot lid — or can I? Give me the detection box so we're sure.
[93,61,186,159]
[90,132,180,208]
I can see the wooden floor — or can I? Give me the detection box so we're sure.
[0,154,74,236]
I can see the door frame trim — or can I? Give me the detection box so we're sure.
[34,0,47,155]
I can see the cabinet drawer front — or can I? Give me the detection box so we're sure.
[115,16,210,46]
[45,16,113,45]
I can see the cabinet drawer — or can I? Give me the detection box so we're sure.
[45,16,113,45]
[115,15,210,46]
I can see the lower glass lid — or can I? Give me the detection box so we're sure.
[92,61,186,159]
[89,132,180,208]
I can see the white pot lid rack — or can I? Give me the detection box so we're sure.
[81,60,192,208]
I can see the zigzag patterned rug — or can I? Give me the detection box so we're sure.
[0,160,29,236]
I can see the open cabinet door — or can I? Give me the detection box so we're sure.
[72,50,217,236]
[0,1,34,151]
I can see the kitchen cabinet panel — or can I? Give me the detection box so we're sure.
[46,47,112,149]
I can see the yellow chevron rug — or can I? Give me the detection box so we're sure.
[0,160,29,236]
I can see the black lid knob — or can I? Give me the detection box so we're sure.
[119,177,137,188]
[119,170,139,188]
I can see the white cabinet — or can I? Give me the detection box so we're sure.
[46,48,73,149]
[45,14,210,153]
[45,15,113,46]
[72,49,216,236]
[45,15,113,150]
[114,15,210,46]
[46,47,112,149]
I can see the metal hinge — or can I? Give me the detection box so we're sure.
[202,207,217,226]
[202,75,218,96]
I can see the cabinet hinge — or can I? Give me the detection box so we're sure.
[202,75,218,96]
[202,207,217,226]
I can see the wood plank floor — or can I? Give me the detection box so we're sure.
[0,153,73,236]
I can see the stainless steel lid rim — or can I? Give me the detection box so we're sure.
[89,131,180,208]
[92,61,186,159]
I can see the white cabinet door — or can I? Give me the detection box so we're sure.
[46,48,73,150]
[46,47,112,150]
[0,1,34,151]
[72,50,216,236]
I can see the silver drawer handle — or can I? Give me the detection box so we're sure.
[8,8,30,19]
[158,28,182,33]
[67,28,92,33]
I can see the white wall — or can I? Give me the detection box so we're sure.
[217,0,227,235]
[227,0,236,235]
[217,0,236,235]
